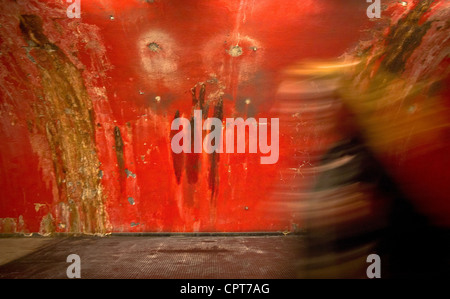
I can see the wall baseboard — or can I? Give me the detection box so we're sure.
[0,231,305,238]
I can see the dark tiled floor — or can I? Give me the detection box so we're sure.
[0,235,303,279]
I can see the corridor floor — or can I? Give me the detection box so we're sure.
[0,235,303,279]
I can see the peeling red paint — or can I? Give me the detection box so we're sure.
[1,0,448,234]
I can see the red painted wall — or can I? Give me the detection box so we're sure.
[0,0,448,234]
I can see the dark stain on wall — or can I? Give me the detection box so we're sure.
[171,84,223,200]
[185,84,207,185]
[171,110,184,184]
[209,98,223,201]
[114,126,125,178]
[191,83,209,118]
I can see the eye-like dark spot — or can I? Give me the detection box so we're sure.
[147,42,161,52]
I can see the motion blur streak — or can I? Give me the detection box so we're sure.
[274,0,450,278]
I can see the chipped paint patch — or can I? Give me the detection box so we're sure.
[39,213,55,236]
[128,197,135,205]
[34,203,46,212]
[55,201,71,232]
[228,45,243,57]
[125,168,137,178]
[0,218,17,233]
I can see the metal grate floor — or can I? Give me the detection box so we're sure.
[0,235,303,279]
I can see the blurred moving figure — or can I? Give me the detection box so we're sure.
[274,0,450,279]
[282,59,448,278]
[271,0,450,279]
[279,62,393,278]
[304,106,390,278]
